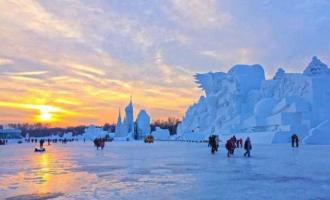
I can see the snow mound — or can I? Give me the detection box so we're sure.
[151,127,170,141]
[83,125,108,140]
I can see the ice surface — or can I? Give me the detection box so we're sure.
[1,142,330,200]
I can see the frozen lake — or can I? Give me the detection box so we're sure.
[1,141,330,200]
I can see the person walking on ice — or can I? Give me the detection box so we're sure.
[244,137,252,157]
[291,134,299,148]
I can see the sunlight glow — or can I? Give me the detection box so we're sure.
[38,106,55,122]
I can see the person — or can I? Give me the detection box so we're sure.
[239,138,243,148]
[244,137,252,157]
[39,139,45,149]
[100,138,105,150]
[94,138,106,150]
[232,135,237,145]
[225,138,235,157]
[295,135,299,147]
[209,135,217,154]
[215,135,219,151]
[208,136,212,147]
[291,134,299,148]
[291,134,295,147]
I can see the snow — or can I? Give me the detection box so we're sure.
[303,120,330,145]
[151,127,170,140]
[136,110,151,139]
[115,99,134,138]
[115,99,152,140]
[178,57,330,144]
[83,125,108,140]
[0,142,330,200]
[303,56,330,76]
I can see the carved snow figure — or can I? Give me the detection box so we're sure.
[178,57,330,145]
[136,110,151,140]
[303,56,330,76]
[115,98,134,139]
[273,68,285,80]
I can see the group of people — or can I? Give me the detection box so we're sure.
[225,136,251,157]
[93,138,106,150]
[208,135,252,157]
[26,138,77,144]
[209,133,301,157]
[0,139,8,145]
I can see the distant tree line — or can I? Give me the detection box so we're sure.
[4,117,181,138]
[150,117,181,135]
[7,123,88,138]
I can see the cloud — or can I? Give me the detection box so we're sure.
[0,0,80,39]
[0,58,13,65]
[0,0,329,126]
[3,71,48,76]
[68,63,105,76]
[166,0,231,29]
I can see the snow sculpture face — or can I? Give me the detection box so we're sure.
[303,56,330,76]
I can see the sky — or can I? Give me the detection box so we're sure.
[0,0,330,127]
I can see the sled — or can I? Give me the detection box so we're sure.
[34,148,46,152]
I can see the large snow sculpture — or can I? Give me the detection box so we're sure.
[136,110,151,139]
[114,98,151,140]
[115,98,134,139]
[178,57,330,144]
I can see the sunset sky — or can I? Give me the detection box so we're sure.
[0,0,330,127]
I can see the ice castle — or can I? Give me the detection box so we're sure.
[115,97,151,140]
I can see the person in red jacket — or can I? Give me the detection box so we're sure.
[225,138,235,157]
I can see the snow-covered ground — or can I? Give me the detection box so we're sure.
[0,142,330,200]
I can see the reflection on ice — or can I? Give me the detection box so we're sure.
[0,142,330,199]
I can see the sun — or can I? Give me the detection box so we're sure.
[38,106,54,122]
[40,111,52,121]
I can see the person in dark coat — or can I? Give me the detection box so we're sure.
[236,139,240,148]
[208,136,212,147]
[244,137,252,157]
[295,135,299,147]
[209,135,217,154]
[232,135,237,145]
[215,135,219,151]
[291,134,299,148]
[39,139,45,149]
